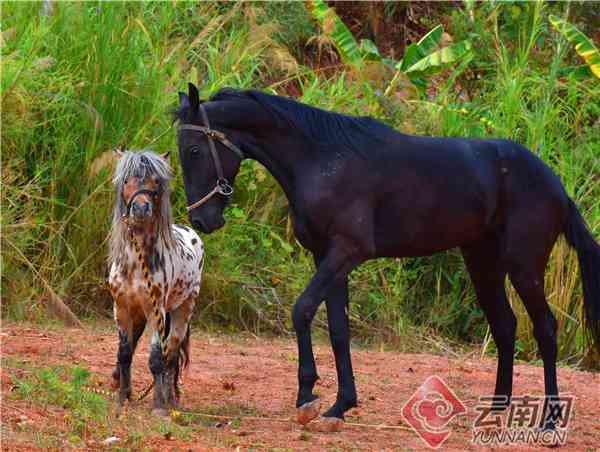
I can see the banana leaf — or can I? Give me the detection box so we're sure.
[398,25,444,72]
[359,38,381,61]
[308,0,364,67]
[404,40,473,74]
[557,65,594,80]
[549,14,600,79]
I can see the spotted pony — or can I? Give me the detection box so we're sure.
[108,150,203,414]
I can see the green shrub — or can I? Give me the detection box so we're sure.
[2,1,598,365]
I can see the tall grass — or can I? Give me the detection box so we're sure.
[2,2,598,366]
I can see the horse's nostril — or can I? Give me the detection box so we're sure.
[192,218,207,232]
[131,202,150,218]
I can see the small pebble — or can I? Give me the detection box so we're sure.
[102,436,120,445]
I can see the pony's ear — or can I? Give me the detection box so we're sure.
[188,82,200,114]
[178,91,189,109]
[159,151,171,161]
[113,147,125,159]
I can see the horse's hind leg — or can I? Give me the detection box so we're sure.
[150,299,195,414]
[462,236,516,408]
[506,230,561,429]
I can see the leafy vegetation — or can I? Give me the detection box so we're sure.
[307,0,473,95]
[549,14,600,78]
[2,2,599,366]
[11,363,108,443]
[5,359,248,448]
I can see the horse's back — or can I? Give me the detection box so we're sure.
[173,224,204,263]
[371,136,568,256]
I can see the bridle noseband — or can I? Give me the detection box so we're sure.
[178,105,244,212]
[124,188,159,215]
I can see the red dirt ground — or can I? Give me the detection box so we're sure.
[2,322,599,451]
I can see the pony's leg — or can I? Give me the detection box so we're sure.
[322,278,357,420]
[111,320,145,390]
[149,300,194,415]
[293,247,357,426]
[113,304,146,404]
[164,299,195,407]
[462,238,515,409]
[149,329,169,415]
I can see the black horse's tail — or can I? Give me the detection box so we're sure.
[564,198,600,350]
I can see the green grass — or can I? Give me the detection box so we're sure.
[2,2,598,366]
[4,359,257,449]
[10,363,109,442]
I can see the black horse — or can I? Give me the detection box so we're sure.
[175,83,600,431]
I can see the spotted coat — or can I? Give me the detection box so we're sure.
[109,224,203,325]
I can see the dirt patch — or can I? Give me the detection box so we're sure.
[2,322,599,450]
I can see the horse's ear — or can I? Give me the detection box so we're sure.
[178,91,189,109]
[188,82,200,114]
[113,147,125,159]
[159,151,170,161]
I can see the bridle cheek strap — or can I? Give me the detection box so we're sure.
[185,180,233,212]
[178,105,244,212]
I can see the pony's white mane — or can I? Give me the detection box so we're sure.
[109,150,175,266]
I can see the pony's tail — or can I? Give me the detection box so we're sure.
[173,324,191,400]
[179,324,191,371]
[564,198,600,351]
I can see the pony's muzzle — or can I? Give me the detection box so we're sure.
[130,201,151,220]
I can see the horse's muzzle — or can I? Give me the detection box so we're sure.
[192,216,224,234]
[130,201,152,220]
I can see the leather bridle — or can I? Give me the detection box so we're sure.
[124,188,159,217]
[178,105,244,212]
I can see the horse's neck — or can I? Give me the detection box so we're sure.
[210,99,310,205]
[125,229,165,262]
[243,134,307,204]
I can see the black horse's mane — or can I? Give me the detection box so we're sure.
[175,88,399,157]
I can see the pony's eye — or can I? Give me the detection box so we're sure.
[189,145,202,155]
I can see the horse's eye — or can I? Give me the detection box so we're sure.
[189,145,201,155]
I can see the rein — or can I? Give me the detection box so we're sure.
[88,216,168,402]
[178,104,244,212]
[127,230,170,356]
[115,217,172,401]
[121,192,169,357]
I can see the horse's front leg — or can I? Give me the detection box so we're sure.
[148,328,174,416]
[113,304,145,405]
[149,301,194,415]
[165,300,195,406]
[293,246,357,426]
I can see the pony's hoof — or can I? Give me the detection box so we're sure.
[151,408,170,417]
[297,398,320,425]
[315,416,344,433]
